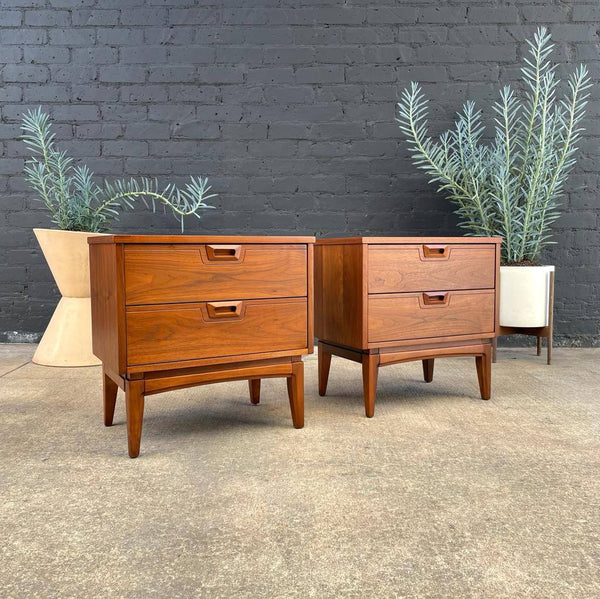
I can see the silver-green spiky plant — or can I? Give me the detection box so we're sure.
[397,27,591,264]
[22,108,216,232]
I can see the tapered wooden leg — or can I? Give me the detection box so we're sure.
[286,361,304,429]
[547,332,552,365]
[536,336,542,356]
[103,367,118,427]
[422,359,434,383]
[492,336,498,363]
[475,345,491,400]
[362,353,379,418]
[248,379,261,404]
[125,379,145,458]
[318,342,332,396]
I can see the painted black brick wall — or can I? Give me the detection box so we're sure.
[0,0,598,345]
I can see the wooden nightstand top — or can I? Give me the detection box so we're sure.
[316,236,502,245]
[89,234,316,245]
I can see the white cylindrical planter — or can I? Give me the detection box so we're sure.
[499,265,555,328]
[33,228,106,367]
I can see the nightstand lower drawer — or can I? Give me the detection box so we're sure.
[368,290,495,343]
[126,298,307,365]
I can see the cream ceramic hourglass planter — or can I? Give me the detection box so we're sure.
[33,228,106,367]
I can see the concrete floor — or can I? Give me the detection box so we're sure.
[1,344,599,598]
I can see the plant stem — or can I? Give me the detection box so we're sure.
[520,77,551,261]
[93,190,204,218]
[530,74,585,258]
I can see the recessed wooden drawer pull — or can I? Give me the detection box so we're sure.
[206,301,244,319]
[422,291,449,306]
[206,244,242,261]
[422,244,448,258]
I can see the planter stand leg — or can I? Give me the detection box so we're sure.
[547,270,554,365]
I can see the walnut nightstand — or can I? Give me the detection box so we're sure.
[315,237,501,417]
[89,235,314,457]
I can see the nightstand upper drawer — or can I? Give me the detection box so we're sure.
[124,244,307,305]
[368,290,495,343]
[368,244,496,293]
[126,298,308,366]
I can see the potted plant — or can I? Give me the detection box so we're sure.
[22,108,216,366]
[396,28,590,334]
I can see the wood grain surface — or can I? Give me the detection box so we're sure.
[89,243,126,375]
[126,297,308,365]
[368,244,496,293]
[316,236,502,245]
[125,244,307,305]
[314,243,366,349]
[90,235,315,245]
[368,290,495,343]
